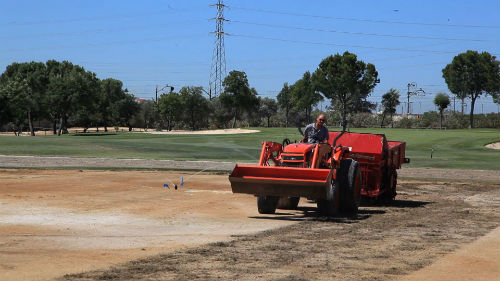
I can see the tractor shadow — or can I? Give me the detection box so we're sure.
[249,206,375,223]
[361,199,432,208]
[249,199,431,223]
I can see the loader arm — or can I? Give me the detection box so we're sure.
[258,141,282,166]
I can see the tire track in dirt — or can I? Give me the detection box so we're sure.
[63,178,500,281]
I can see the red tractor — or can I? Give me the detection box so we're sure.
[229,130,410,216]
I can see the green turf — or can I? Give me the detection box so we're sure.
[0,128,498,170]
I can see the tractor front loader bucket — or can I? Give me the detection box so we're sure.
[229,164,333,200]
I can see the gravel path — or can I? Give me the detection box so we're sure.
[1,155,498,181]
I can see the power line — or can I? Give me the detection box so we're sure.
[229,33,464,54]
[0,33,207,52]
[230,6,500,29]
[0,20,206,40]
[230,20,496,42]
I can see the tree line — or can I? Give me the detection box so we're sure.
[0,60,138,135]
[1,50,499,135]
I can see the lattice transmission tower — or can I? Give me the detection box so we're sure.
[209,0,227,99]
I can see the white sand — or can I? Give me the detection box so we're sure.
[144,128,260,135]
[485,142,500,150]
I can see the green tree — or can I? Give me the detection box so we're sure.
[434,93,451,129]
[380,88,400,128]
[179,86,209,130]
[0,62,48,136]
[492,92,500,105]
[114,91,140,131]
[0,85,10,127]
[312,51,379,131]
[158,91,182,131]
[208,97,233,128]
[70,100,99,132]
[98,78,126,132]
[259,97,278,127]
[220,70,259,128]
[46,60,99,135]
[277,82,293,127]
[442,50,500,128]
[291,71,323,124]
[0,79,28,135]
[134,100,156,131]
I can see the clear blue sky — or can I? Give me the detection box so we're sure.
[1,0,499,114]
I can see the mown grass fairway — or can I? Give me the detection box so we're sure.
[0,128,498,170]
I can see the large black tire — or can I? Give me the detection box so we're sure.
[277,197,300,210]
[317,179,340,216]
[257,196,279,214]
[338,159,362,214]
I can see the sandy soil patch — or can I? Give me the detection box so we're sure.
[0,169,295,281]
[400,226,500,281]
[485,141,500,149]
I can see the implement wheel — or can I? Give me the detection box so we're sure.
[339,159,362,214]
[277,197,300,210]
[380,169,397,204]
[317,179,340,216]
[257,196,279,214]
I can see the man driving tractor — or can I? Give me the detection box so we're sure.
[302,113,329,144]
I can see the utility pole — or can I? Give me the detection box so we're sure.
[155,84,175,103]
[209,0,228,100]
[406,82,425,115]
[154,84,174,131]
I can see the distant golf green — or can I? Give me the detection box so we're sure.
[0,128,498,170]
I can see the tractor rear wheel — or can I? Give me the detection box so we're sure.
[317,179,340,216]
[277,197,300,209]
[339,159,362,214]
[257,196,279,214]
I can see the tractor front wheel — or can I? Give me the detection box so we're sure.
[317,179,340,216]
[257,196,279,214]
[339,159,362,214]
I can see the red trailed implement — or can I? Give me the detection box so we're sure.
[229,131,410,216]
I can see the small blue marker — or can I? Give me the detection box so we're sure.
[180,176,184,187]
[163,183,169,189]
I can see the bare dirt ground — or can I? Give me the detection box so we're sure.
[400,226,500,281]
[0,169,296,281]
[0,168,499,281]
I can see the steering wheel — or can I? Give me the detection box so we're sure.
[282,138,291,147]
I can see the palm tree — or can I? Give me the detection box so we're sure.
[434,93,450,129]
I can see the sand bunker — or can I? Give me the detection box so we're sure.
[144,128,260,135]
[1,128,260,136]
[485,142,500,150]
